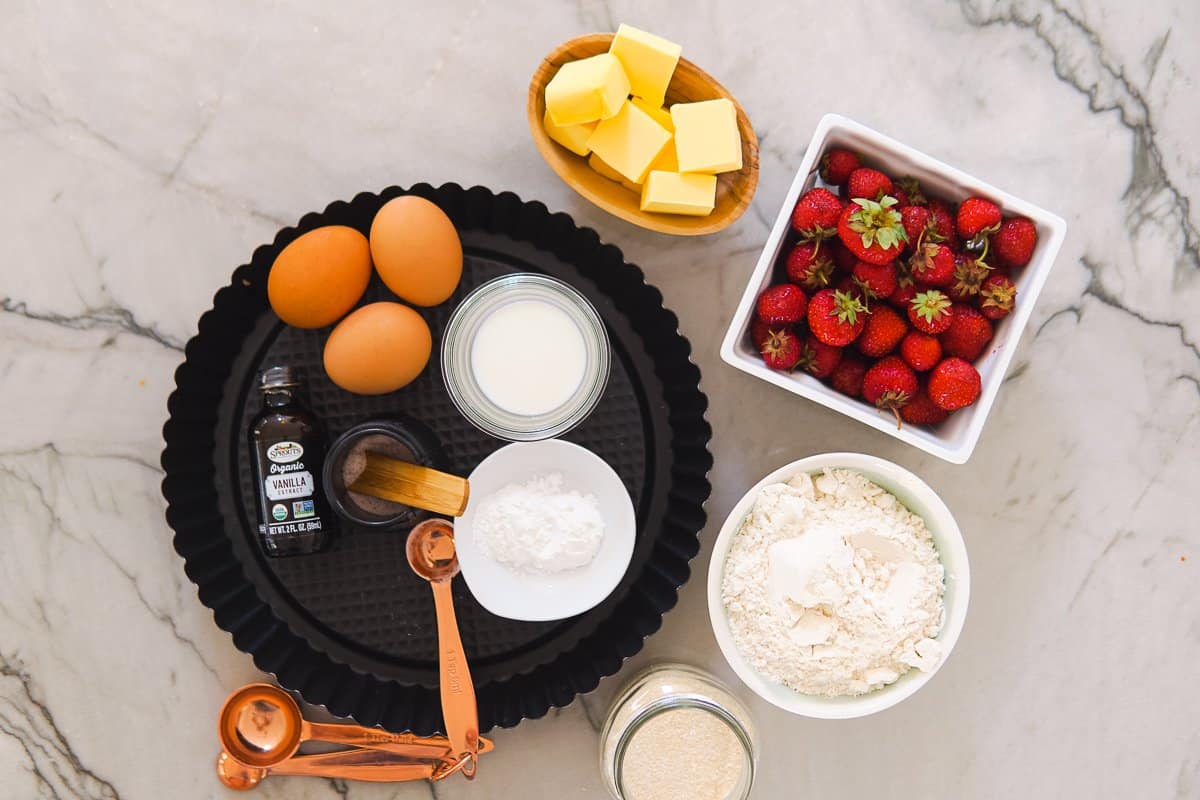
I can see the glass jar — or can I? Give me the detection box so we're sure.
[600,664,758,800]
[441,273,610,441]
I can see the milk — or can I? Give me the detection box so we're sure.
[470,299,587,416]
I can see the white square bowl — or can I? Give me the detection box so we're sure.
[720,114,1067,463]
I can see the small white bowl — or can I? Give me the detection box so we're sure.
[706,452,970,719]
[454,439,636,621]
[719,114,1067,463]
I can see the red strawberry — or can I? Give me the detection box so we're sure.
[756,284,808,325]
[807,288,869,346]
[948,253,989,301]
[837,197,908,265]
[979,273,1017,320]
[888,280,926,311]
[907,289,953,334]
[829,355,868,397]
[797,334,843,378]
[785,242,836,291]
[899,330,942,371]
[863,356,918,426]
[819,148,860,185]
[908,242,955,287]
[896,177,926,206]
[760,328,803,371]
[852,260,898,300]
[857,304,908,357]
[900,205,931,251]
[956,197,1002,240]
[993,217,1038,268]
[829,239,858,272]
[847,168,894,200]
[926,199,958,247]
[899,388,949,425]
[791,188,843,241]
[939,304,994,360]
[750,318,789,351]
[928,357,982,410]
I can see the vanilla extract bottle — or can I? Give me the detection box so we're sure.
[249,366,335,556]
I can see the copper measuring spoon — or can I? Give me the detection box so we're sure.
[217,748,435,790]
[217,683,492,785]
[406,519,480,779]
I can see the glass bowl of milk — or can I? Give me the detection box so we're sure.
[441,274,611,441]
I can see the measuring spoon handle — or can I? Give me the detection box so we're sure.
[431,578,479,778]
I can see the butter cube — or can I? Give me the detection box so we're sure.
[544,110,597,156]
[670,98,743,174]
[586,101,672,184]
[630,96,674,131]
[589,153,642,193]
[640,171,717,216]
[609,24,681,106]
[544,53,630,126]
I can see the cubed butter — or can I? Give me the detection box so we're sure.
[640,170,717,216]
[588,154,642,193]
[586,101,672,184]
[544,53,630,126]
[544,110,597,156]
[609,24,681,106]
[630,96,674,131]
[670,98,743,174]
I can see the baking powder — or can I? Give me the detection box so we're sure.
[474,472,604,573]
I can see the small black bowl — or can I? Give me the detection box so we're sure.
[323,417,446,530]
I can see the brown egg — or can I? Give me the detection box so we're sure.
[323,302,432,395]
[370,196,463,306]
[268,226,371,328]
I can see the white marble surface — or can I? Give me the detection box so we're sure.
[2,1,1198,798]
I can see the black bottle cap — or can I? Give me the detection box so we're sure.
[258,365,301,391]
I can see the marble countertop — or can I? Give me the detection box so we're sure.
[2,1,1197,798]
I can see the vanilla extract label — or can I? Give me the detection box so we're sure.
[264,470,314,500]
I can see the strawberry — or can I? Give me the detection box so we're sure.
[797,334,844,378]
[907,289,953,334]
[979,273,1017,320]
[807,288,869,346]
[847,168,894,200]
[900,205,931,251]
[857,304,908,357]
[819,148,860,185]
[993,217,1038,268]
[928,357,982,410]
[956,197,1002,240]
[785,242,836,291]
[791,188,843,241]
[899,330,942,371]
[750,318,789,351]
[926,199,958,248]
[863,356,918,426]
[837,197,908,265]
[829,239,858,272]
[939,304,994,360]
[948,254,989,301]
[896,176,926,206]
[852,260,898,300]
[908,242,955,287]
[829,355,868,397]
[760,328,802,371]
[899,388,949,425]
[756,284,808,325]
[888,280,926,311]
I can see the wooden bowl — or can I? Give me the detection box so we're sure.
[528,33,759,236]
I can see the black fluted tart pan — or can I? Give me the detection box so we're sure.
[161,183,712,734]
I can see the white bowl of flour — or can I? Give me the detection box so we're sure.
[707,453,969,719]
[455,439,636,621]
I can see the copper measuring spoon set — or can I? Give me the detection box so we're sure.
[216,519,489,788]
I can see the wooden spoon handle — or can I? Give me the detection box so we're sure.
[348,452,469,517]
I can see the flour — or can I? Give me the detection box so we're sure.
[474,472,604,573]
[721,468,945,696]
